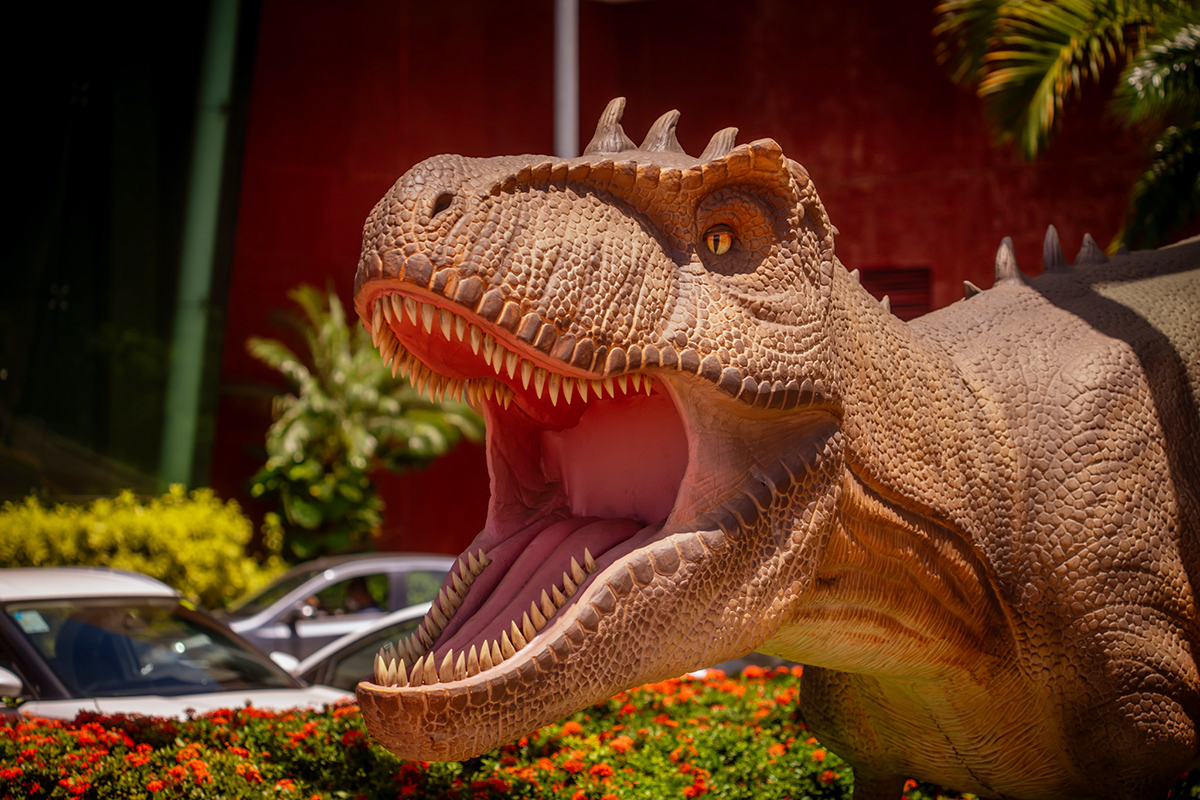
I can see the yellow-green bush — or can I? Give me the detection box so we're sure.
[0,486,285,610]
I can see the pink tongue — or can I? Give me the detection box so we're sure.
[434,515,643,660]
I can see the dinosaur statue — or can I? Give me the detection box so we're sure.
[350,98,1200,800]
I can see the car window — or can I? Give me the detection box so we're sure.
[225,569,324,617]
[5,598,299,697]
[404,571,445,606]
[308,574,388,617]
[312,616,423,692]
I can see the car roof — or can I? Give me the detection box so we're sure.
[275,552,456,579]
[0,567,178,602]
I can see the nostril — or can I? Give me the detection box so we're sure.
[431,192,454,218]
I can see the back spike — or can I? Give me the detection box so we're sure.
[583,97,637,156]
[1075,233,1109,266]
[880,295,891,313]
[848,268,860,283]
[1043,224,1069,273]
[640,109,686,154]
[699,127,739,161]
[964,280,983,299]
[1115,242,1130,256]
[994,237,1026,286]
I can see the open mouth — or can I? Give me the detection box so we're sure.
[360,285,692,687]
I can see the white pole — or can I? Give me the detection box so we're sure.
[554,0,579,158]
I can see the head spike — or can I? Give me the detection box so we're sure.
[1042,224,1069,273]
[963,280,983,299]
[1075,233,1109,266]
[699,127,739,161]
[880,295,891,313]
[640,109,685,154]
[583,97,637,156]
[994,237,1026,286]
[848,268,860,283]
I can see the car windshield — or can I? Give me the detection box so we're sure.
[224,569,323,617]
[5,597,300,697]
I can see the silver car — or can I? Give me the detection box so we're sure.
[292,603,431,692]
[221,552,453,663]
[0,566,351,719]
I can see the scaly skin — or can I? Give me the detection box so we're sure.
[351,98,1200,799]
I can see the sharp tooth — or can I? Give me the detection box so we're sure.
[409,655,425,687]
[391,295,405,325]
[396,658,408,687]
[374,652,386,684]
[421,303,435,333]
[500,631,516,659]
[480,642,495,671]
[435,589,450,615]
[482,334,495,363]
[469,324,482,355]
[454,315,466,341]
[522,611,537,640]
[380,336,398,363]
[562,572,577,597]
[454,651,467,681]
[468,551,482,575]
[501,388,513,410]
[577,380,589,402]
[644,375,654,395]
[371,302,383,345]
[541,590,556,619]
[417,622,434,648]
[548,373,561,405]
[533,368,547,398]
[404,297,419,325]
[453,570,469,595]
[505,351,518,379]
[529,602,546,631]
[571,556,586,584]
[391,358,401,379]
[510,621,527,650]
[467,645,480,676]
[616,373,629,393]
[439,651,455,682]
[551,584,567,607]
[439,309,453,339]
[602,377,615,397]
[424,654,440,685]
[491,346,505,374]
[483,380,495,401]
[478,549,491,567]
[521,360,533,389]
[631,373,642,391]
[485,641,499,669]
[562,377,574,404]
[584,548,597,573]
[381,297,393,324]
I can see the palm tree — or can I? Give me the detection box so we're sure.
[247,285,483,560]
[934,0,1199,248]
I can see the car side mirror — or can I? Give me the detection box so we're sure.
[0,666,24,700]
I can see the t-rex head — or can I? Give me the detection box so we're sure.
[352,98,845,760]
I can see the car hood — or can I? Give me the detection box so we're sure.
[19,685,353,720]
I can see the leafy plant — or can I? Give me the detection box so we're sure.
[247,285,483,561]
[0,486,283,609]
[934,0,1200,248]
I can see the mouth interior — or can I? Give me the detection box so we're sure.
[369,290,690,679]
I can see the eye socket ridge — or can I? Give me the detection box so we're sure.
[703,224,735,255]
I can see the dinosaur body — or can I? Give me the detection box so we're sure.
[350,99,1200,799]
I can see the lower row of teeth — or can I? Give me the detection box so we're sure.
[370,294,655,406]
[373,548,599,687]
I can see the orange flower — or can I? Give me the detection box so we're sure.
[563,759,585,774]
[767,743,786,756]
[818,770,838,785]
[590,763,615,778]
[610,735,635,753]
[811,749,826,762]
[146,780,165,793]
[276,778,297,791]
[742,665,765,679]
[561,721,583,735]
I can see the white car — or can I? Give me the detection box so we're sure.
[292,603,431,692]
[0,567,352,719]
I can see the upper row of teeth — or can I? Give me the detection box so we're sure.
[369,294,655,406]
[372,548,599,688]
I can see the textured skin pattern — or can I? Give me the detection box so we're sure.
[351,99,1200,800]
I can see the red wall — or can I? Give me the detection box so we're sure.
[213,0,1147,555]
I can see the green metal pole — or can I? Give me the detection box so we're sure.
[159,0,240,487]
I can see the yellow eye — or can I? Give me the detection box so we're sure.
[703,225,734,255]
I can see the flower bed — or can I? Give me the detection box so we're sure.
[2,666,1197,799]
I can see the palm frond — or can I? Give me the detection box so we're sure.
[1112,17,1200,126]
[1116,121,1200,248]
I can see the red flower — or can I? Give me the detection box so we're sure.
[742,665,765,679]
[563,759,585,774]
[610,735,635,753]
[1,766,23,780]
[590,763,615,778]
[277,777,297,791]
[561,721,583,735]
[818,770,838,785]
[811,748,826,762]
[147,779,165,793]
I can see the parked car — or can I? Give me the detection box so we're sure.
[292,603,430,692]
[0,567,352,719]
[221,553,453,663]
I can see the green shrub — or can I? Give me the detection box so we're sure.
[0,486,285,609]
